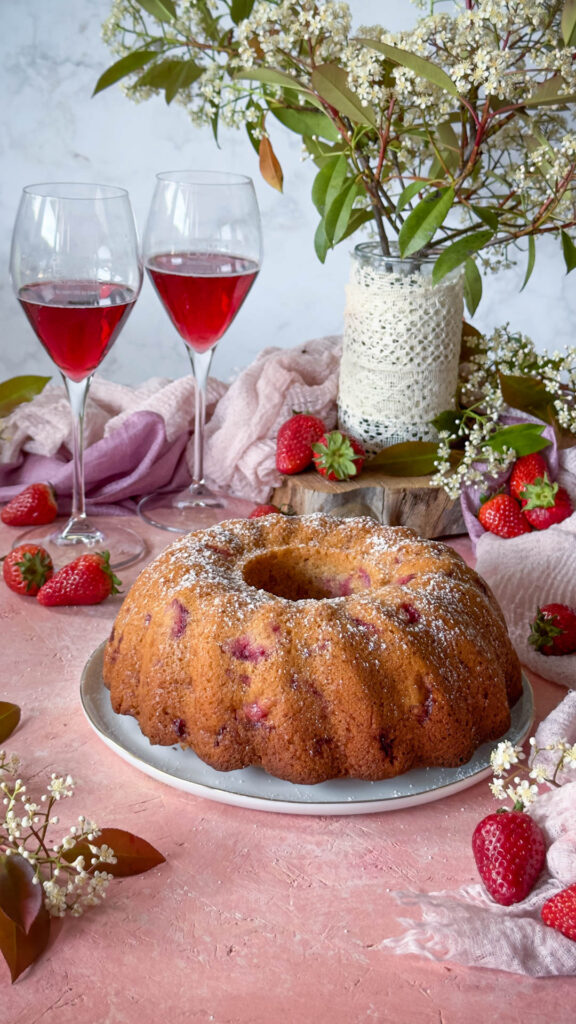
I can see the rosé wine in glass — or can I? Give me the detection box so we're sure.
[138,170,262,533]
[146,252,259,355]
[9,182,144,569]
[18,280,137,382]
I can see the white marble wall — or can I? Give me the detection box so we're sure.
[1,0,574,392]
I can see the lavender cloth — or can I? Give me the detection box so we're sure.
[0,411,191,516]
[0,335,342,510]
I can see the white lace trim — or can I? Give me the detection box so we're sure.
[337,259,463,452]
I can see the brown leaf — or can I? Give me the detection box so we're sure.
[259,136,284,192]
[460,320,484,363]
[0,854,42,934]
[0,897,51,983]
[0,702,21,743]
[63,828,166,878]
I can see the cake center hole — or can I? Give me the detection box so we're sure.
[242,548,372,600]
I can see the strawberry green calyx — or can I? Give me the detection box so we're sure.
[521,477,557,510]
[15,549,53,593]
[529,608,563,651]
[99,550,122,595]
[312,431,364,481]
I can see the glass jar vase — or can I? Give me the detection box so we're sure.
[337,242,464,454]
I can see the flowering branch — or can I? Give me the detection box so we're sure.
[489,735,576,810]
[97,0,576,310]
[0,704,165,982]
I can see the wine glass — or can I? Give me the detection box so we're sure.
[138,170,262,532]
[9,182,145,569]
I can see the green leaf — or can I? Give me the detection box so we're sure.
[311,64,378,128]
[63,828,165,878]
[368,441,440,476]
[486,423,551,456]
[520,236,536,291]
[434,121,460,172]
[269,105,340,141]
[561,230,576,273]
[499,373,556,423]
[0,898,50,984]
[432,229,494,284]
[323,179,362,245]
[314,219,330,263]
[166,61,205,103]
[562,0,576,45]
[396,181,423,213]
[336,207,373,242]
[311,155,347,214]
[133,59,203,101]
[398,188,455,257]
[93,50,160,96]
[235,67,310,91]
[471,205,499,231]
[463,257,483,315]
[0,855,42,935]
[0,702,20,743]
[356,38,458,97]
[134,0,176,21]
[431,410,463,434]
[0,376,51,418]
[523,75,576,107]
[230,0,255,24]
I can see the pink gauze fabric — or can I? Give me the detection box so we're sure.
[381,692,576,977]
[0,336,341,511]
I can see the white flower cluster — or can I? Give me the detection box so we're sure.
[0,751,116,919]
[430,325,576,498]
[489,734,576,809]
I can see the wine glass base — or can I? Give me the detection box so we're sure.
[138,488,256,534]
[12,518,147,571]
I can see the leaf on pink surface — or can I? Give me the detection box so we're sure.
[0,702,21,742]
[0,854,43,934]
[63,828,166,878]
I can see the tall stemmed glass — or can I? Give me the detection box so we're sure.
[138,170,262,533]
[10,182,144,568]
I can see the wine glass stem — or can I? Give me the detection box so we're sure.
[64,374,91,520]
[187,348,214,488]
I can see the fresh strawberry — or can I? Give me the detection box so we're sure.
[312,431,366,481]
[541,883,576,941]
[36,550,121,606]
[249,503,295,519]
[478,493,532,538]
[1,482,58,526]
[529,603,576,656]
[509,453,550,502]
[2,543,54,596]
[276,412,326,475]
[521,478,573,530]
[472,809,546,906]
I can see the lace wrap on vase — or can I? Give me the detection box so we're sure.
[337,246,464,453]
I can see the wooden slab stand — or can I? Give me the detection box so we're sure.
[272,466,465,539]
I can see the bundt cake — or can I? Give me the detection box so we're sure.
[103,513,522,785]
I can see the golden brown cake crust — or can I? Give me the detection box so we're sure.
[103,513,523,785]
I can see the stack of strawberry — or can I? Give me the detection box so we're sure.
[478,452,573,538]
[1,482,121,606]
[250,412,366,519]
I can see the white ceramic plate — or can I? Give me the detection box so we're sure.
[81,643,534,816]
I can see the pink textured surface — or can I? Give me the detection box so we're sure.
[1,516,574,1022]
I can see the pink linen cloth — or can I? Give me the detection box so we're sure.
[381,691,576,977]
[0,336,341,511]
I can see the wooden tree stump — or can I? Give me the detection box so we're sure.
[272,466,465,539]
